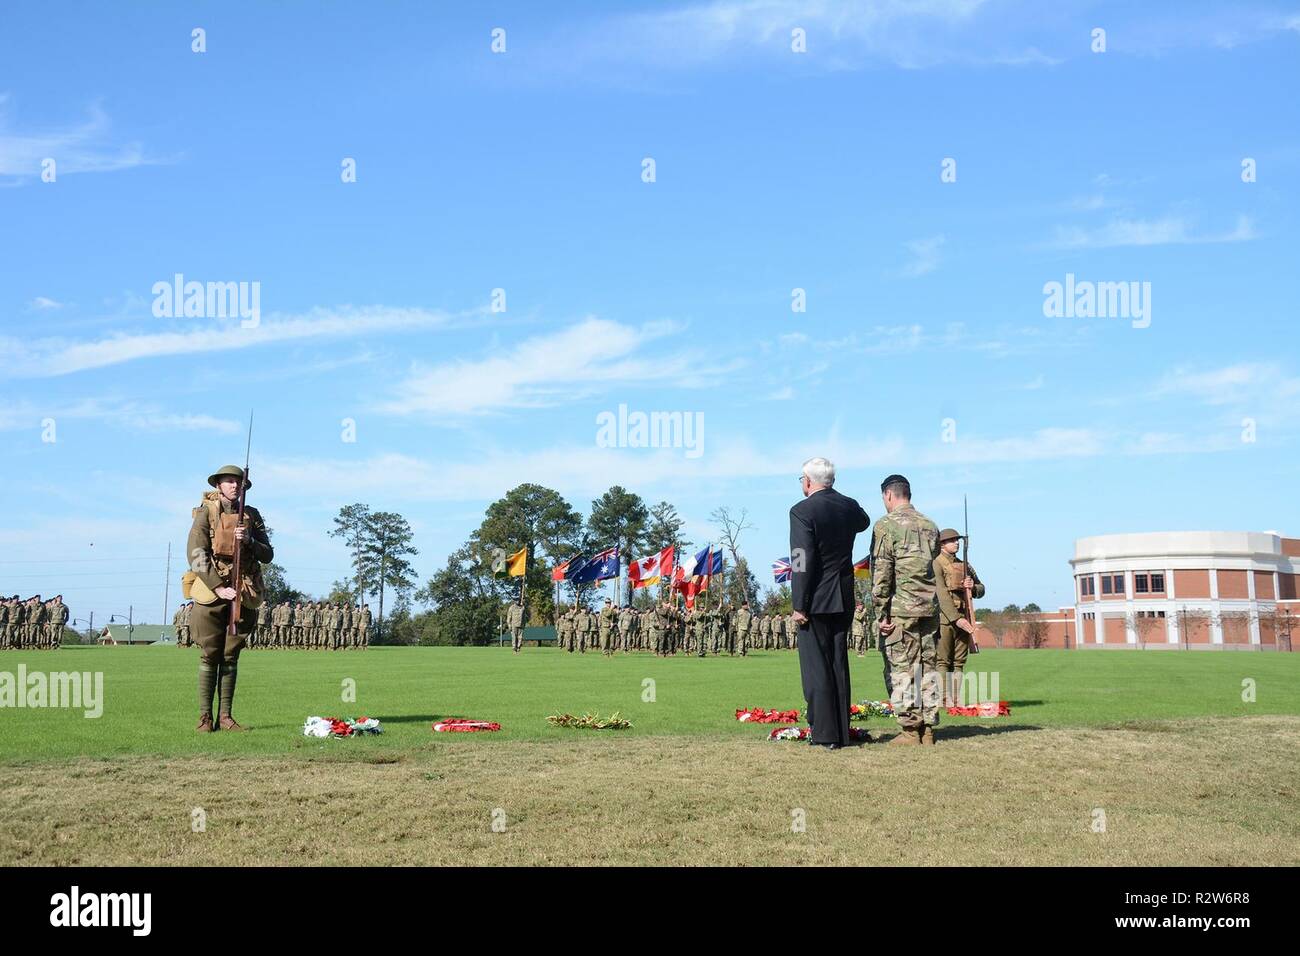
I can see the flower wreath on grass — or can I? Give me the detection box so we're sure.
[432,719,501,733]
[302,716,383,738]
[946,701,1011,717]
[853,700,895,719]
[547,712,632,730]
[735,707,801,724]
[768,726,871,742]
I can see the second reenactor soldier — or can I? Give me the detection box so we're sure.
[934,528,985,707]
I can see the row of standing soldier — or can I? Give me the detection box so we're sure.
[0,594,69,650]
[531,598,868,656]
[174,599,372,649]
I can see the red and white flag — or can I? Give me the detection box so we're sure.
[629,546,674,589]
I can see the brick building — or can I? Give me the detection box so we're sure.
[1067,531,1300,650]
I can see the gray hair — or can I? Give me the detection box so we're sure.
[801,456,835,487]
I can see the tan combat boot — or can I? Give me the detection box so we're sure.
[888,727,921,746]
[218,714,246,732]
[921,725,936,745]
[196,713,214,733]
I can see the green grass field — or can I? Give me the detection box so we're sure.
[2,646,1298,865]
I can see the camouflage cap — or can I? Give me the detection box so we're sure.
[207,464,251,490]
[938,528,961,543]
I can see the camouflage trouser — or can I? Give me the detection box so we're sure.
[885,614,941,731]
[511,627,523,652]
[737,630,748,656]
[853,630,868,654]
[599,627,612,654]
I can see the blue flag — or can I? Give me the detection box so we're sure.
[569,546,620,584]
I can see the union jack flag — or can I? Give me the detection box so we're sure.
[772,557,792,584]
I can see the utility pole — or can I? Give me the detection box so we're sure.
[162,542,171,629]
[88,611,94,644]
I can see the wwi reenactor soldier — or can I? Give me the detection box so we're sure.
[186,464,272,732]
[934,528,985,706]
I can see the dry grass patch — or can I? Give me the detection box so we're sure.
[3,717,1297,866]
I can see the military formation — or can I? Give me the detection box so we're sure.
[0,594,70,650]
[174,598,372,650]
[549,597,827,656]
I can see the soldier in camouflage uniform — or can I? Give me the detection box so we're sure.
[617,603,635,653]
[555,606,570,652]
[598,598,616,656]
[852,601,870,657]
[0,597,11,649]
[734,602,751,656]
[871,474,941,746]
[507,597,528,653]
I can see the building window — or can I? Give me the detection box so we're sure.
[1079,576,1095,597]
[1158,610,1165,618]
[1101,576,1112,595]
[1111,574,1125,595]
[1135,574,1149,593]
[1151,573,1165,593]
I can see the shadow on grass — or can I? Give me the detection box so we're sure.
[845,723,1043,745]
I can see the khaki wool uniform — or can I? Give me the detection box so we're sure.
[186,483,272,721]
[934,550,985,685]
[871,504,941,734]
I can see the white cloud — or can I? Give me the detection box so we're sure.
[0,397,241,434]
[30,296,63,310]
[374,317,739,418]
[0,99,165,181]
[567,0,1061,72]
[1151,362,1300,407]
[899,235,945,277]
[0,305,454,379]
[1046,214,1257,250]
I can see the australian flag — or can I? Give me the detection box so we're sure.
[772,557,792,584]
[569,546,620,584]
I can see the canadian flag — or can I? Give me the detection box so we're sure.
[629,546,674,589]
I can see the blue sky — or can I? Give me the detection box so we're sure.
[3,0,1298,624]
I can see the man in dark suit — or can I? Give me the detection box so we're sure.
[789,457,871,749]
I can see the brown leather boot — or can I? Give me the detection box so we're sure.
[218,714,246,732]
[888,727,921,746]
[921,725,936,745]
[196,713,214,733]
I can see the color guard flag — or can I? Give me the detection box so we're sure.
[853,556,871,579]
[569,546,620,584]
[494,546,528,579]
[772,557,792,584]
[629,546,674,589]
[551,555,578,582]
